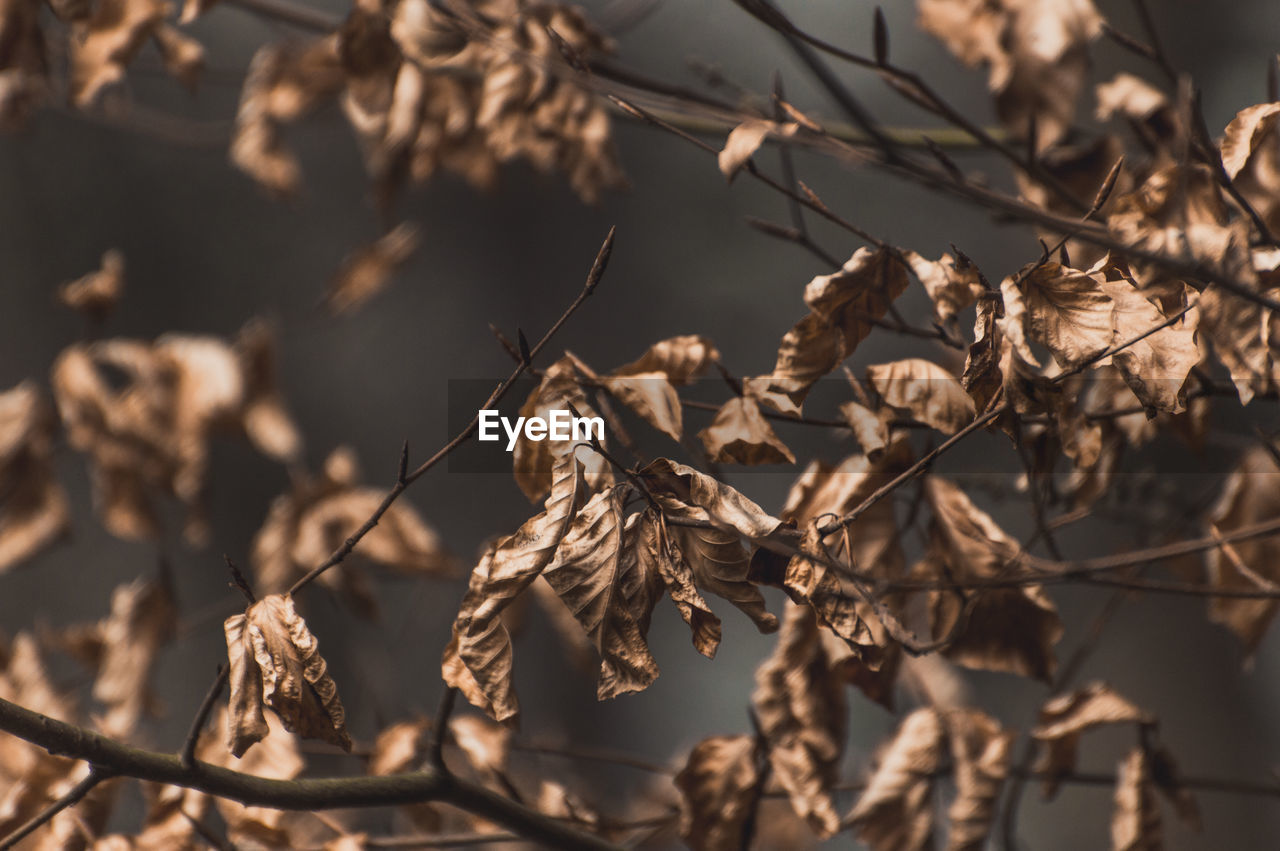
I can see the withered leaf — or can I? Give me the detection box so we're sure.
[1002,261,1114,370]
[918,0,1103,150]
[1220,103,1280,236]
[57,249,123,322]
[231,38,346,197]
[637,508,721,657]
[963,295,1004,413]
[325,222,422,314]
[670,523,778,634]
[925,476,1063,681]
[906,250,985,326]
[613,334,720,384]
[867,358,976,434]
[751,604,845,837]
[749,312,845,415]
[674,734,762,851]
[698,395,795,465]
[601,372,683,441]
[748,523,877,655]
[0,382,70,572]
[445,451,584,721]
[839,400,892,458]
[1112,748,1162,851]
[70,0,167,107]
[1096,73,1168,123]
[1204,445,1280,657]
[848,707,944,851]
[945,709,1014,851]
[224,593,352,757]
[804,247,910,356]
[1032,681,1154,798]
[540,486,661,700]
[718,119,797,182]
[152,24,204,92]
[1095,262,1198,413]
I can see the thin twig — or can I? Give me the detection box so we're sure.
[180,664,228,769]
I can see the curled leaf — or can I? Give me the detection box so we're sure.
[867,358,976,434]
[674,734,762,851]
[698,396,794,465]
[224,593,352,757]
[751,605,845,837]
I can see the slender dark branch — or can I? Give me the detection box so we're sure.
[0,697,621,851]
[429,687,458,768]
[180,664,228,769]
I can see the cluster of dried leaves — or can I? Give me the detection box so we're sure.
[9,0,1280,849]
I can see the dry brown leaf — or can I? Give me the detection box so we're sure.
[1221,102,1280,236]
[445,451,584,721]
[231,38,346,197]
[224,593,352,757]
[963,294,1004,413]
[641,457,784,632]
[601,372,683,441]
[748,524,877,657]
[781,449,910,707]
[1108,164,1252,301]
[325,222,422,314]
[848,707,944,851]
[839,400,892,458]
[152,24,204,92]
[1112,748,1162,851]
[751,604,846,837]
[917,0,1103,150]
[0,382,70,572]
[868,358,976,434]
[1093,259,1199,413]
[541,487,661,700]
[698,395,795,465]
[1096,73,1169,123]
[70,0,167,106]
[1002,261,1114,369]
[637,508,721,657]
[0,0,47,130]
[613,334,720,384]
[130,780,211,851]
[906,250,985,327]
[749,312,846,415]
[674,734,762,851]
[52,327,301,545]
[1031,681,1154,798]
[57,250,124,322]
[945,709,1014,851]
[925,476,1063,681]
[718,119,798,181]
[805,247,910,357]
[1204,445,1280,657]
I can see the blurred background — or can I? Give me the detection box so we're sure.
[3,0,1280,847]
